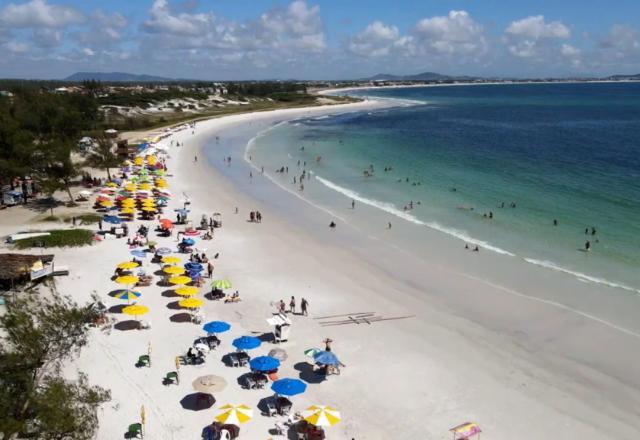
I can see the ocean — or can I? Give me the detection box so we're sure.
[245,82,640,294]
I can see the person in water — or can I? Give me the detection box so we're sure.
[585,240,591,251]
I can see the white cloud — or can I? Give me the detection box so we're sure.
[82,47,95,56]
[77,10,128,48]
[4,40,30,54]
[506,16,570,39]
[348,21,400,57]
[412,10,486,56]
[0,0,84,28]
[560,43,580,57]
[505,16,570,59]
[143,0,212,36]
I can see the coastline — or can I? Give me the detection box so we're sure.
[3,98,639,439]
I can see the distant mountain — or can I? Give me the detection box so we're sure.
[363,71,453,81]
[64,72,172,82]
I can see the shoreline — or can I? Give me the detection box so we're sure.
[185,103,640,437]
[3,99,640,439]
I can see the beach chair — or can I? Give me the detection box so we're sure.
[163,371,179,385]
[244,376,256,390]
[136,355,150,368]
[274,421,286,436]
[228,353,239,368]
[219,429,232,440]
[127,423,142,439]
[266,399,277,417]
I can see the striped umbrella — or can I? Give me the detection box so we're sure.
[301,405,341,427]
[211,279,232,290]
[114,290,141,301]
[214,404,253,425]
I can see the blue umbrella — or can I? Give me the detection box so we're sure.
[250,356,280,372]
[181,238,195,246]
[232,336,262,351]
[202,321,231,334]
[185,262,203,272]
[313,351,340,366]
[103,215,122,224]
[130,250,147,258]
[188,270,201,280]
[271,378,307,396]
[155,247,172,255]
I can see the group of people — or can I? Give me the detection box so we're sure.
[278,296,309,316]
[249,211,262,223]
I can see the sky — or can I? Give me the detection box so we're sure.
[0,0,639,80]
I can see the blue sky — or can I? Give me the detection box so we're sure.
[0,0,639,79]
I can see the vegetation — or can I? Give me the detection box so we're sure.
[0,293,110,440]
[13,229,94,249]
[84,134,123,180]
[64,213,103,225]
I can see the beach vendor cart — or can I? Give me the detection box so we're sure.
[450,422,481,440]
[267,313,291,343]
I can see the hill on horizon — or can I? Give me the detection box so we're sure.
[362,71,454,81]
[64,72,172,82]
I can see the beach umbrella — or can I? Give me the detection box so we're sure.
[249,356,280,372]
[117,261,140,270]
[175,286,199,297]
[232,336,261,351]
[183,230,199,236]
[106,181,118,187]
[161,255,181,264]
[211,279,232,290]
[184,262,203,272]
[120,207,136,215]
[168,275,192,285]
[116,275,139,286]
[268,348,288,362]
[163,266,185,275]
[103,214,121,224]
[131,250,147,259]
[202,321,231,334]
[100,200,114,208]
[301,405,341,427]
[179,298,204,309]
[155,247,172,256]
[304,348,322,358]
[159,219,173,229]
[142,206,157,212]
[313,351,340,366]
[122,304,149,317]
[114,290,141,301]
[214,404,253,425]
[192,375,227,394]
[181,238,195,246]
[271,378,307,397]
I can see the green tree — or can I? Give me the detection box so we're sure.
[84,135,122,181]
[0,293,110,440]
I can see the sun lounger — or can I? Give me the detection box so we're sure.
[163,371,179,385]
[266,400,277,417]
[228,353,239,367]
[136,355,150,368]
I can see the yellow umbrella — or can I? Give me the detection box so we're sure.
[179,298,203,309]
[168,275,192,285]
[117,261,139,270]
[175,286,199,297]
[301,405,342,427]
[100,200,114,207]
[163,266,185,275]
[139,183,153,191]
[120,207,136,215]
[124,184,137,192]
[121,199,136,206]
[141,201,156,207]
[106,182,117,187]
[116,275,139,286]
[134,157,144,166]
[214,404,253,425]
[141,206,157,212]
[161,256,181,265]
[122,304,149,317]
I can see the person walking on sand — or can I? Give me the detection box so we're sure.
[351,199,355,209]
[207,261,213,278]
[289,296,296,314]
[279,299,286,314]
[301,298,309,316]
[387,222,392,229]
[194,155,198,163]
[324,338,333,352]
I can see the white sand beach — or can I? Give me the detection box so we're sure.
[3,99,640,440]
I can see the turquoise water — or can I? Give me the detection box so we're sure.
[249,83,640,293]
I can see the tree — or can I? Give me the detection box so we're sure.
[0,293,110,440]
[85,135,122,181]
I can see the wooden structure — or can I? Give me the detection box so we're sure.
[0,253,55,289]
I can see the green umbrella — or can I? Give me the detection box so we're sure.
[212,279,232,290]
[304,348,321,357]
